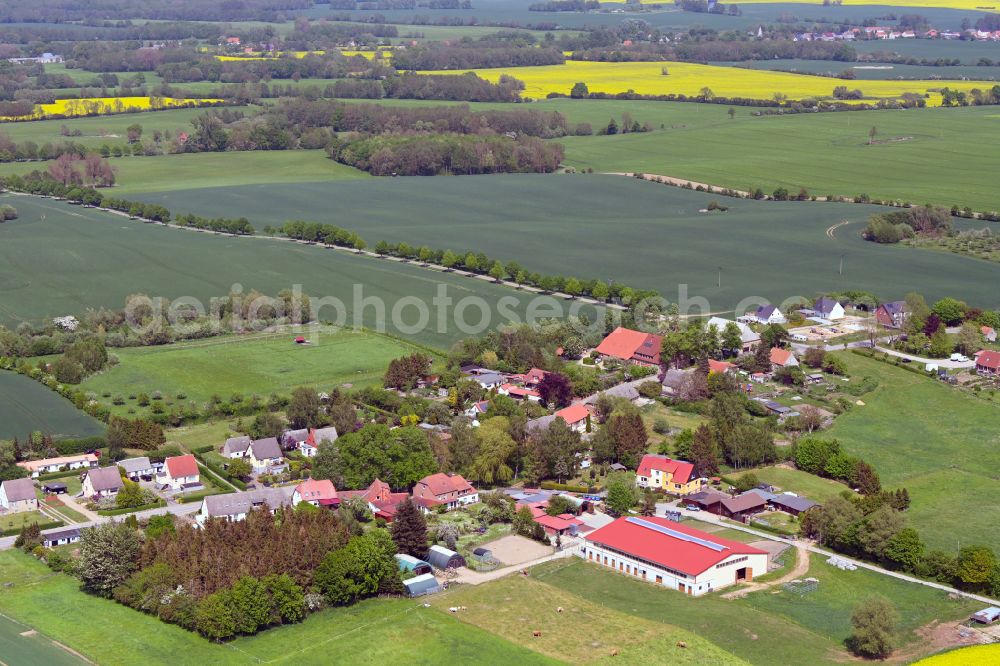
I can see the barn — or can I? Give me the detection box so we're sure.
[403,573,441,597]
[426,544,466,570]
[395,553,433,576]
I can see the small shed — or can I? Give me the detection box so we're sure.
[42,527,82,548]
[426,544,466,570]
[403,573,441,597]
[971,607,1000,624]
[42,482,67,494]
[395,553,433,576]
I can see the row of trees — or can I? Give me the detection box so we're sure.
[391,44,565,70]
[278,219,366,249]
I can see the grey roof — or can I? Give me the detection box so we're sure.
[814,296,839,315]
[756,304,777,318]
[584,382,640,405]
[282,429,309,445]
[202,487,293,518]
[118,457,152,475]
[403,573,440,596]
[43,527,81,543]
[881,300,906,314]
[1,477,36,502]
[223,435,251,456]
[771,494,819,513]
[426,544,466,569]
[526,414,556,433]
[749,489,778,503]
[311,427,338,445]
[86,467,125,492]
[686,490,727,505]
[250,437,282,460]
[476,373,503,385]
[661,368,691,390]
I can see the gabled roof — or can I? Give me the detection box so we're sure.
[982,326,996,336]
[636,454,695,484]
[770,347,795,367]
[814,296,840,315]
[165,454,199,479]
[770,494,819,513]
[250,437,282,460]
[526,414,556,433]
[295,479,338,504]
[203,487,293,517]
[85,467,124,492]
[584,382,640,404]
[17,453,98,472]
[502,384,541,399]
[223,435,251,456]
[721,492,767,514]
[555,403,590,425]
[976,350,1000,369]
[595,327,662,364]
[584,516,766,576]
[282,428,309,445]
[416,473,474,497]
[1,477,36,502]
[755,304,777,319]
[309,427,338,446]
[338,478,392,504]
[879,300,907,315]
[118,457,152,475]
[524,367,550,385]
[708,359,735,374]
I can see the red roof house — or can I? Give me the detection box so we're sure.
[158,454,200,491]
[975,350,1000,375]
[554,403,591,432]
[293,479,339,507]
[412,473,479,511]
[708,359,735,374]
[635,454,703,494]
[595,327,663,366]
[581,516,768,595]
[769,348,798,368]
[339,478,410,520]
[524,367,550,385]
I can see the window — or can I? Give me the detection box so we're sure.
[655,575,663,584]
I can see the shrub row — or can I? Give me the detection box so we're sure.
[97,499,166,516]
[1,520,64,537]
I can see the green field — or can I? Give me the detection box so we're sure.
[0,551,558,666]
[0,195,575,348]
[82,329,435,414]
[0,614,85,666]
[533,557,977,665]
[133,176,1000,310]
[714,59,1000,81]
[0,371,104,440]
[826,353,1000,553]
[735,465,853,504]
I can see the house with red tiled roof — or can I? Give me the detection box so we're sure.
[708,359,735,375]
[982,326,997,343]
[579,516,768,595]
[523,367,550,386]
[339,478,410,521]
[554,403,591,433]
[498,384,542,402]
[975,350,1000,376]
[412,473,478,511]
[770,348,798,369]
[292,479,339,508]
[157,454,201,492]
[635,454,705,495]
[595,327,663,367]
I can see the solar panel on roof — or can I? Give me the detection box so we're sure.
[625,517,727,552]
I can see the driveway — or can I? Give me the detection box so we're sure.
[873,346,974,369]
[58,495,100,522]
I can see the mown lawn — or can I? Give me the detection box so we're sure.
[826,352,1000,552]
[81,328,433,417]
[0,551,560,666]
[734,465,852,505]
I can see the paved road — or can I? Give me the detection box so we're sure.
[873,346,975,369]
[0,503,199,550]
[660,504,1000,606]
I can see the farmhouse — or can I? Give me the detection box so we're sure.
[157,454,201,492]
[708,316,761,353]
[412,473,479,511]
[595,327,663,367]
[292,479,339,508]
[339,478,410,520]
[983,326,997,343]
[579,516,768,596]
[813,297,845,321]
[42,527,82,548]
[553,403,591,433]
[118,457,153,481]
[975,350,1000,376]
[746,305,786,326]
[0,478,38,513]
[197,487,294,524]
[17,453,98,477]
[82,467,125,499]
[875,301,909,329]
[770,348,799,369]
[635,455,705,495]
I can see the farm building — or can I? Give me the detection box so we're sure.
[684,490,728,512]
[769,493,819,516]
[579,516,768,596]
[17,453,98,477]
[426,545,466,570]
[395,554,433,576]
[0,478,38,513]
[635,455,705,496]
[42,527,82,548]
[82,467,125,499]
[720,493,768,523]
[971,607,1000,624]
[595,327,663,367]
[403,573,441,597]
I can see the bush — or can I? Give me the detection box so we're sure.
[540,481,591,493]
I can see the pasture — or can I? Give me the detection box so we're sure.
[81,329,435,415]
[424,60,997,104]
[826,352,1000,552]
[734,464,853,504]
[853,37,1000,63]
[133,176,1000,310]
[0,195,575,348]
[0,371,104,440]
[0,551,557,666]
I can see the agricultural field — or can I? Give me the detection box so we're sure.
[854,37,1000,63]
[0,551,557,666]
[826,352,1000,552]
[0,97,223,122]
[0,195,570,349]
[0,371,104,440]
[424,60,997,104]
[714,59,1000,81]
[133,176,1000,311]
[81,329,437,416]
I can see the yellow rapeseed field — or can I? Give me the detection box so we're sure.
[0,96,223,122]
[607,0,996,9]
[912,643,1000,665]
[214,51,327,61]
[419,60,996,105]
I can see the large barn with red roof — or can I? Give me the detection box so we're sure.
[579,516,768,596]
[595,327,663,367]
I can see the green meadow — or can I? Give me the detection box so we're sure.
[0,371,104,440]
[134,176,1000,310]
[826,352,1000,553]
[82,329,437,416]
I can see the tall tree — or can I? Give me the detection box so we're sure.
[78,521,141,597]
[537,372,572,408]
[391,498,429,559]
[689,424,719,476]
[286,387,321,429]
[848,596,897,659]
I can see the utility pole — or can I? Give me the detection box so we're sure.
[718,266,722,289]
[839,253,845,276]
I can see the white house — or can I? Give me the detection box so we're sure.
[707,316,761,353]
[223,436,286,474]
[747,305,787,325]
[157,454,201,491]
[553,404,590,433]
[299,427,338,458]
[814,297,845,321]
[197,487,294,525]
[118,457,153,481]
[291,479,339,507]
[578,516,768,596]
[0,478,38,513]
[17,453,98,478]
[82,467,125,499]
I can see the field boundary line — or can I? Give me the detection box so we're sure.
[0,610,97,665]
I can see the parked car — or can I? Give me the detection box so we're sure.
[950,353,970,362]
[685,504,700,511]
